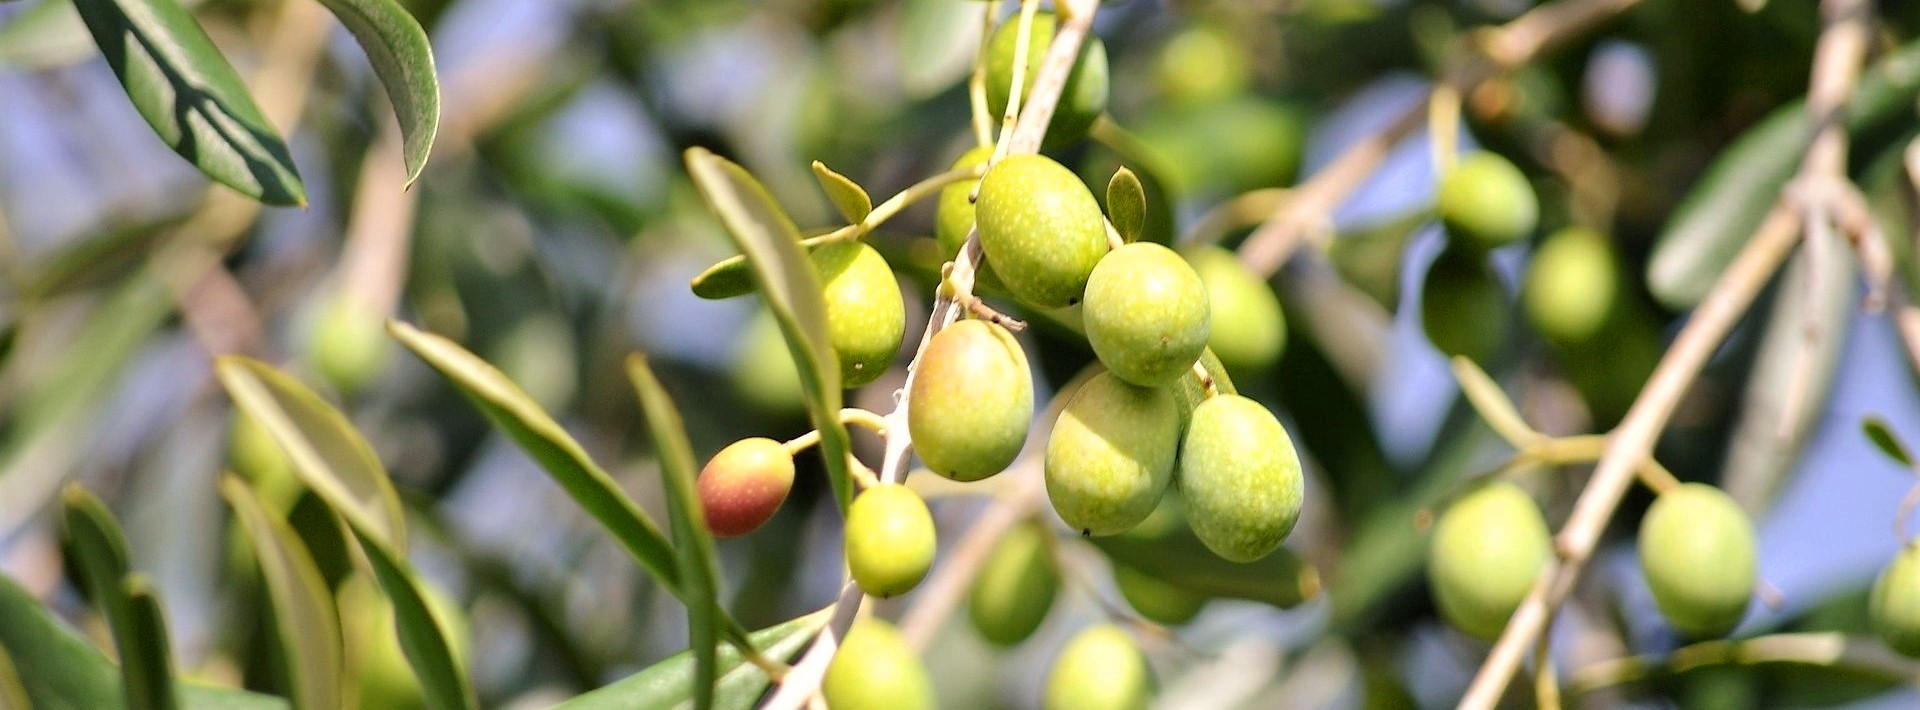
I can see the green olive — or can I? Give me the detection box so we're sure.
[1083,243,1210,387]
[845,484,936,598]
[975,154,1108,308]
[1184,246,1285,376]
[1177,394,1303,562]
[823,619,936,710]
[934,146,1006,294]
[1523,226,1619,345]
[968,520,1059,646]
[1044,625,1151,710]
[1438,151,1539,250]
[1153,25,1249,107]
[1871,542,1920,657]
[1112,564,1205,625]
[985,11,1109,149]
[731,310,806,414]
[1639,483,1756,638]
[227,410,301,513]
[1045,372,1179,536]
[1420,248,1508,366]
[909,320,1033,481]
[814,240,906,388]
[1426,482,1551,641]
[311,294,389,396]
[695,438,795,538]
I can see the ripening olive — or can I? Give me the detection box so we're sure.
[1871,541,1920,657]
[909,320,1033,481]
[731,310,806,414]
[985,11,1110,149]
[975,155,1108,308]
[1427,482,1551,641]
[1045,372,1179,536]
[695,438,795,538]
[814,240,906,388]
[311,294,389,396]
[1639,483,1756,638]
[1112,564,1205,625]
[1083,243,1210,387]
[1044,625,1151,710]
[1420,249,1508,365]
[1177,394,1303,562]
[1438,151,1539,250]
[1185,246,1285,375]
[823,619,936,710]
[968,520,1059,646]
[1523,226,1619,345]
[845,484,936,598]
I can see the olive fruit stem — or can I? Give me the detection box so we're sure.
[1565,632,1919,697]
[1190,360,1218,399]
[781,408,891,455]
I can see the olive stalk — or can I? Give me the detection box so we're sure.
[820,165,985,243]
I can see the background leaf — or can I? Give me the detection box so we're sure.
[1863,416,1915,469]
[0,639,27,710]
[1107,167,1146,244]
[354,533,478,710]
[556,610,828,710]
[221,476,343,710]
[60,486,177,710]
[118,576,179,710]
[70,0,305,204]
[312,0,440,184]
[810,161,871,224]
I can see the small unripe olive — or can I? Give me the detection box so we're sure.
[814,241,906,388]
[845,484,936,598]
[1045,625,1151,710]
[1639,483,1756,638]
[695,438,795,538]
[909,320,1033,481]
[1177,394,1303,562]
[1523,226,1619,345]
[1153,25,1248,107]
[1112,564,1205,625]
[1427,482,1551,641]
[1184,246,1285,375]
[1045,372,1179,536]
[311,294,389,396]
[1420,249,1508,365]
[1083,243,1210,387]
[823,619,936,710]
[975,155,1107,308]
[731,311,806,414]
[1438,151,1539,250]
[985,12,1110,149]
[228,410,301,513]
[1872,542,1920,657]
[968,520,1059,646]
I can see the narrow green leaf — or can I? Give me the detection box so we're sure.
[118,576,179,710]
[688,236,835,301]
[220,477,342,710]
[311,0,440,184]
[625,355,723,710]
[556,609,830,710]
[1449,357,1537,447]
[352,533,477,710]
[684,148,855,510]
[0,638,28,710]
[1864,416,1915,469]
[59,486,177,710]
[69,0,305,204]
[213,357,406,549]
[810,161,871,224]
[1106,167,1147,244]
[1092,512,1318,609]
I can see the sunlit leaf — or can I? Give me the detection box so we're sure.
[1107,167,1146,244]
[312,0,440,184]
[556,609,830,710]
[811,161,871,224]
[59,486,177,710]
[221,476,342,710]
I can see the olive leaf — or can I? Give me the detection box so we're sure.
[1449,356,1537,447]
[70,0,305,204]
[1091,518,1318,609]
[625,355,724,710]
[0,640,27,710]
[354,532,478,710]
[60,485,178,710]
[221,476,343,710]
[1864,416,1916,469]
[118,576,179,710]
[689,235,835,300]
[1107,166,1147,244]
[684,148,856,510]
[312,0,440,185]
[811,161,872,224]
[556,609,830,710]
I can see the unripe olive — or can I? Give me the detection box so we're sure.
[1045,372,1179,536]
[311,294,389,396]
[1177,394,1303,562]
[814,241,906,388]
[1438,151,1539,250]
[1523,226,1619,345]
[1044,625,1151,710]
[1153,25,1248,107]
[974,155,1107,308]
[968,520,1058,646]
[1420,249,1508,365]
[1184,246,1285,375]
[1426,482,1551,641]
[1112,564,1205,625]
[823,619,936,710]
[1870,542,1920,657]
[1638,483,1756,638]
[985,12,1110,149]
[909,320,1033,481]
[228,410,301,513]
[936,146,993,260]
[695,438,795,538]
[731,310,806,414]
[844,484,936,598]
[1083,243,1210,387]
